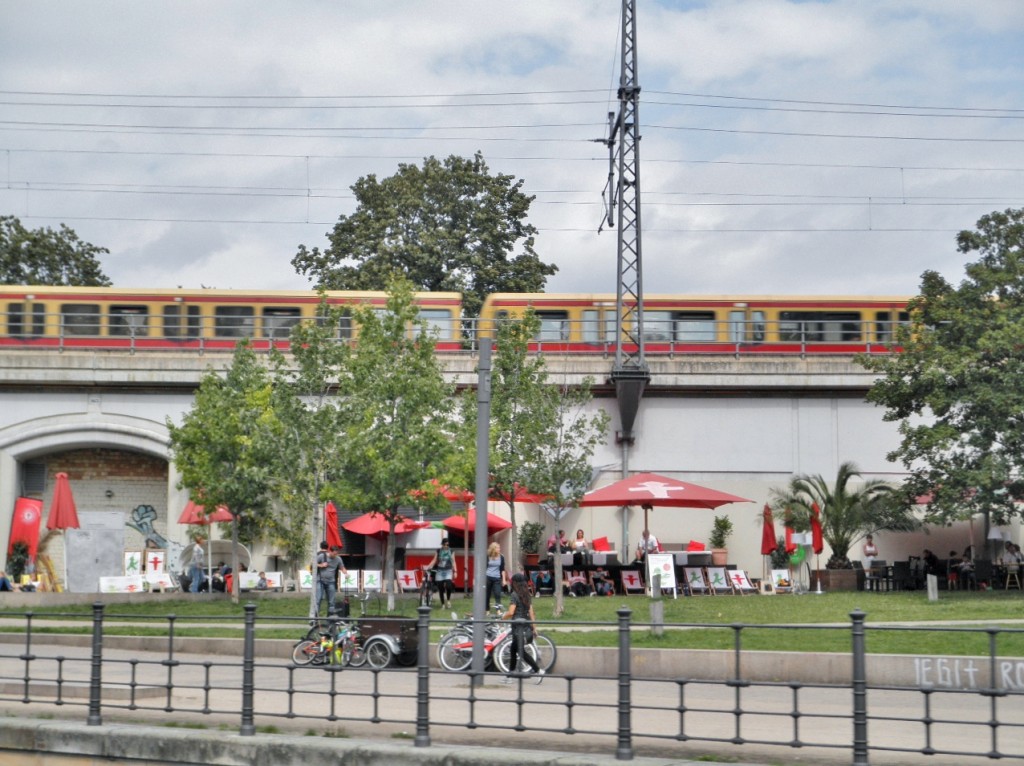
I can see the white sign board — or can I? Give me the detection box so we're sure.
[646,553,677,597]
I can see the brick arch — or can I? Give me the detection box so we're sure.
[0,413,171,462]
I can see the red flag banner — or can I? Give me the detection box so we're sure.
[8,497,43,561]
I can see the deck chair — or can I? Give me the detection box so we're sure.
[620,569,645,594]
[728,570,757,595]
[683,567,709,595]
[339,570,360,591]
[706,567,733,595]
[395,570,420,592]
[362,570,382,591]
[770,569,793,594]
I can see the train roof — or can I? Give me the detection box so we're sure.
[482,293,914,306]
[0,286,461,304]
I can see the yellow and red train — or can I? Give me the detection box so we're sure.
[0,286,911,354]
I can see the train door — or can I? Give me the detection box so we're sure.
[581,308,615,344]
[727,307,765,344]
[4,299,45,338]
[161,303,202,340]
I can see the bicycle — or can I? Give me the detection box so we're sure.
[419,567,435,608]
[436,610,556,675]
[292,620,365,667]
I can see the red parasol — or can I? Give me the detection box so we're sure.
[177,500,233,525]
[324,501,343,549]
[810,502,824,554]
[784,525,797,554]
[342,512,428,539]
[760,504,777,556]
[46,472,81,531]
[579,471,752,529]
[442,507,514,536]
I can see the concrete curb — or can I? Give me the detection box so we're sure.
[0,718,762,766]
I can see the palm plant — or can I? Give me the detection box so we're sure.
[771,462,918,569]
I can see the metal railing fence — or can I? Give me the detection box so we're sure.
[1,604,1023,764]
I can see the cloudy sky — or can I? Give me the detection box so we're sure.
[2,1,1022,297]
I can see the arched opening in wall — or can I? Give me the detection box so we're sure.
[28,448,170,594]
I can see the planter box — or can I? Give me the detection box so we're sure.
[812,568,858,592]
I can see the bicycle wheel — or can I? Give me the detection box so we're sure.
[531,633,557,672]
[291,639,319,666]
[347,641,367,667]
[493,636,513,674]
[437,632,473,672]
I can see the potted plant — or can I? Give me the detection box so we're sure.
[518,521,545,567]
[709,514,733,565]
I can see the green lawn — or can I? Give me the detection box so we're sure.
[4,589,1023,656]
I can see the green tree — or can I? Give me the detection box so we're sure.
[771,462,916,569]
[475,311,609,615]
[329,278,459,612]
[167,341,276,599]
[291,153,556,318]
[0,215,111,285]
[263,298,354,614]
[861,208,1024,528]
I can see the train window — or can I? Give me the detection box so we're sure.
[675,312,717,342]
[581,310,615,342]
[643,311,673,342]
[6,302,45,338]
[535,310,569,341]
[262,307,302,339]
[163,305,202,339]
[61,304,101,336]
[418,308,452,338]
[780,311,862,342]
[109,305,149,337]
[214,306,255,338]
[337,309,353,340]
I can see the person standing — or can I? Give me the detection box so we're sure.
[485,542,507,612]
[317,545,346,616]
[426,538,457,609]
[862,535,878,568]
[189,536,206,594]
[501,573,543,684]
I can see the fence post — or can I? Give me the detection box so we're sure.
[415,604,431,748]
[850,608,869,766]
[240,602,257,736]
[87,601,104,726]
[616,606,633,761]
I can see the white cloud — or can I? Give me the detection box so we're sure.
[0,1,1021,297]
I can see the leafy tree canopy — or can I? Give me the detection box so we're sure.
[861,208,1024,525]
[471,311,609,602]
[1,215,111,286]
[167,341,277,595]
[328,278,459,610]
[292,152,556,317]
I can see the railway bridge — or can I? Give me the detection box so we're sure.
[0,347,939,589]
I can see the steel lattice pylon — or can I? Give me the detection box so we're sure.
[602,0,649,443]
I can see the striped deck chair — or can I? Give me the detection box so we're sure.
[684,567,709,595]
